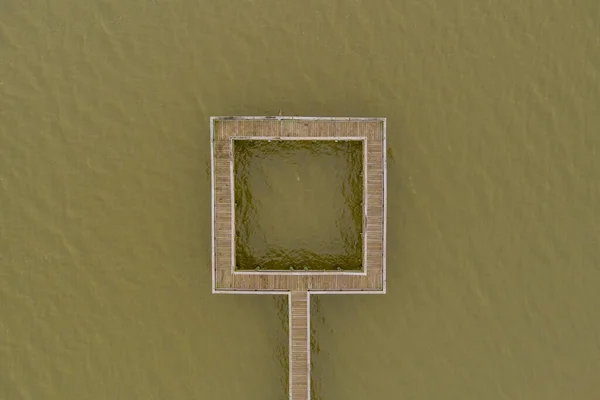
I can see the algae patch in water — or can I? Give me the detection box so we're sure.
[233,140,363,271]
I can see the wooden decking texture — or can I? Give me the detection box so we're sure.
[289,291,310,400]
[212,117,385,292]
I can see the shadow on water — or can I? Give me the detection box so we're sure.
[310,296,324,400]
[234,140,364,271]
[274,295,289,398]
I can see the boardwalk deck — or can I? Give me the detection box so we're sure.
[289,291,310,400]
[210,116,387,400]
[210,116,387,294]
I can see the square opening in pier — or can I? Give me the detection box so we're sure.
[233,139,364,271]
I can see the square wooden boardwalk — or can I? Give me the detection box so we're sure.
[210,116,387,293]
[210,116,387,400]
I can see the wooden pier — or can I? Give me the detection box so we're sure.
[210,116,387,399]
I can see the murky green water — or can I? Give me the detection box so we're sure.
[234,140,363,271]
[1,0,600,399]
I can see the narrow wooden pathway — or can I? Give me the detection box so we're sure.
[289,291,310,400]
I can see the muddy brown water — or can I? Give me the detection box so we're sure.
[1,0,599,398]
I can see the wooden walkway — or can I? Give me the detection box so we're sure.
[289,291,310,400]
[210,117,386,400]
[210,117,387,294]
